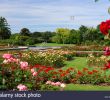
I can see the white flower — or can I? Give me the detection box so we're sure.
[3,59,8,64]
[60,83,66,88]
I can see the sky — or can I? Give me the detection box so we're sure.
[0,0,110,33]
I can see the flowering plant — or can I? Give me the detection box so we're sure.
[100,19,110,39]
[22,51,65,68]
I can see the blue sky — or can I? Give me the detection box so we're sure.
[0,0,110,33]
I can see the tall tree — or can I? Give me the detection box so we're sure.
[55,28,71,44]
[0,17,11,39]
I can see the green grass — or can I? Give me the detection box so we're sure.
[35,43,74,47]
[63,57,89,70]
[65,84,110,91]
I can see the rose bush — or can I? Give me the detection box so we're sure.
[21,51,65,68]
[0,53,67,90]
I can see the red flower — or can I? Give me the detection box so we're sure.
[58,69,63,72]
[70,68,74,70]
[66,70,70,74]
[52,76,56,78]
[100,22,108,35]
[104,47,110,56]
[88,71,93,75]
[83,68,88,72]
[104,61,110,70]
[33,64,41,68]
[92,69,98,73]
[52,71,57,74]
[100,20,110,35]
[44,67,53,73]
[77,70,83,75]
[60,73,66,77]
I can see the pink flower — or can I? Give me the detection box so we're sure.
[55,82,61,86]
[104,47,110,56]
[51,82,56,86]
[20,61,28,70]
[17,84,28,91]
[46,81,52,85]
[2,54,12,59]
[32,72,38,76]
[8,57,17,63]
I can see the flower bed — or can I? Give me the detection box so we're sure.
[1,53,110,91]
[61,45,104,51]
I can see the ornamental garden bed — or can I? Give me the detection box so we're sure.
[0,45,110,91]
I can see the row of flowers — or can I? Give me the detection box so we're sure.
[61,45,104,51]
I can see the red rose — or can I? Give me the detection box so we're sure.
[92,69,98,73]
[83,68,88,72]
[78,70,83,75]
[100,19,110,35]
[88,71,93,75]
[104,61,110,70]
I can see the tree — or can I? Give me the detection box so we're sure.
[20,28,30,36]
[70,29,80,44]
[0,17,11,39]
[32,32,42,37]
[42,31,54,42]
[55,28,71,44]
[79,25,88,43]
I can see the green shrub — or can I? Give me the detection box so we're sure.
[24,38,35,45]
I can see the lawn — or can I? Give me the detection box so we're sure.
[65,84,110,91]
[35,43,74,47]
[63,57,89,70]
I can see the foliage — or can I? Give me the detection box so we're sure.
[20,28,30,36]
[24,38,36,45]
[52,27,103,45]
[40,84,60,90]
[52,28,71,44]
